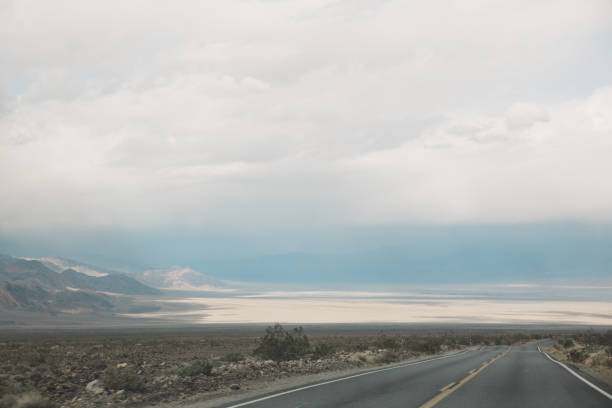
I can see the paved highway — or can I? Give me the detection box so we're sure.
[219,342,611,408]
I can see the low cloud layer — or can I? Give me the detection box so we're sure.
[1,0,611,232]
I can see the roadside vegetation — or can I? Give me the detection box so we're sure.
[545,331,612,384]
[0,327,550,408]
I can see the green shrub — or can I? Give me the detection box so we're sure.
[376,351,399,364]
[101,367,144,391]
[313,342,336,358]
[0,395,17,408]
[567,348,588,363]
[375,333,399,350]
[177,360,213,377]
[560,338,574,349]
[410,338,442,354]
[221,353,245,363]
[254,323,310,362]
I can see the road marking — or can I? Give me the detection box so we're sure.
[439,382,455,392]
[539,346,612,401]
[223,349,472,408]
[418,347,511,408]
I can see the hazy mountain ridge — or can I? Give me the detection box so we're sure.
[41,256,120,277]
[0,255,158,314]
[132,266,229,291]
[60,268,158,295]
[27,256,229,292]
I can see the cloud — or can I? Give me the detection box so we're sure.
[505,103,549,131]
[0,0,611,232]
[341,86,612,224]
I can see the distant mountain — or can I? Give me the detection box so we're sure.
[131,266,228,291]
[30,256,228,292]
[0,255,158,314]
[0,281,113,313]
[40,256,120,277]
[60,268,158,295]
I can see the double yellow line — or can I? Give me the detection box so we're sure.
[419,347,512,408]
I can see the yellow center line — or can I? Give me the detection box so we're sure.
[418,347,512,408]
[439,382,456,392]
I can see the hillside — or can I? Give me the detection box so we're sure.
[0,255,158,314]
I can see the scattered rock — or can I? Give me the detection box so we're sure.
[86,379,104,395]
[230,383,240,390]
[117,362,128,368]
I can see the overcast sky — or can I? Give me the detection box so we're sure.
[1,0,612,239]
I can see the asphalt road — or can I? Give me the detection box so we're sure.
[220,342,612,408]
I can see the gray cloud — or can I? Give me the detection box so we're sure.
[1,0,611,232]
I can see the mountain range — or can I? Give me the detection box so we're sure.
[0,255,157,314]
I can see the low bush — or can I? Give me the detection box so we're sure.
[177,360,213,377]
[254,323,310,362]
[567,348,588,363]
[0,395,17,408]
[102,367,144,391]
[221,353,245,363]
[375,333,399,350]
[376,351,399,364]
[312,342,336,358]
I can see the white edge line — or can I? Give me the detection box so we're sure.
[539,344,612,401]
[225,349,472,407]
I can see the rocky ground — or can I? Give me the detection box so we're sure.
[0,329,540,408]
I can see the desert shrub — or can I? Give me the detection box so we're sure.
[254,323,310,362]
[177,360,213,377]
[604,330,612,347]
[0,395,17,408]
[375,333,399,350]
[312,342,336,358]
[101,367,144,391]
[221,353,244,363]
[376,351,399,364]
[410,338,442,354]
[567,348,588,363]
[560,338,574,349]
